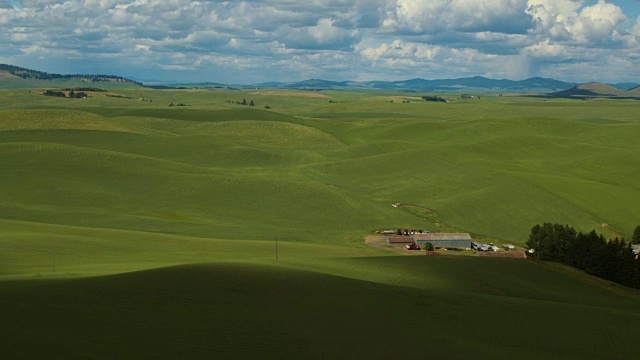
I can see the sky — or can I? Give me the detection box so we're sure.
[1,0,640,84]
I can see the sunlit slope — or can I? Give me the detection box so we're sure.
[297,102,640,240]
[0,141,414,240]
[2,259,640,359]
[0,108,417,240]
[0,219,381,276]
[1,95,639,241]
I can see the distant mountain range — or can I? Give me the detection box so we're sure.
[257,76,582,93]
[257,77,640,93]
[1,63,639,94]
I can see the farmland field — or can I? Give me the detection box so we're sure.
[1,88,640,359]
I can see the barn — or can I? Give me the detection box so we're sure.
[385,237,415,246]
[412,233,472,249]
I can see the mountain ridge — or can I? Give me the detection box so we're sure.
[2,63,639,93]
[261,76,578,93]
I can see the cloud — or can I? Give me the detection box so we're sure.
[281,18,360,50]
[357,38,499,80]
[527,0,627,45]
[385,0,534,35]
[0,0,638,83]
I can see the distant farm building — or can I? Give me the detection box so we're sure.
[385,237,415,246]
[413,233,472,249]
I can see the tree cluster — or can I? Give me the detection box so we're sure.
[64,87,105,92]
[632,225,640,244]
[67,91,88,98]
[422,95,447,103]
[526,223,640,288]
[43,90,66,97]
[226,99,255,106]
[42,90,87,98]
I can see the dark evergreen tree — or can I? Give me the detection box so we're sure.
[632,225,640,244]
[526,222,575,261]
[527,223,640,289]
[422,95,447,103]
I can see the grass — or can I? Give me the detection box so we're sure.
[1,89,638,241]
[2,88,640,358]
[3,220,640,359]
[2,90,639,241]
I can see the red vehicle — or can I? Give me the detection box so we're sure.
[406,243,421,250]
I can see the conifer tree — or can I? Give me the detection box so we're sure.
[632,225,640,244]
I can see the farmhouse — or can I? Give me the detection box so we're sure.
[413,233,472,249]
[385,237,415,246]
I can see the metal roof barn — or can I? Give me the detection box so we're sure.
[412,233,472,249]
[385,237,415,246]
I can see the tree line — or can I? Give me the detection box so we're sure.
[226,99,255,106]
[422,95,448,103]
[64,87,106,92]
[0,64,142,85]
[43,90,88,98]
[526,223,640,288]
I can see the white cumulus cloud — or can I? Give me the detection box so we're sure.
[0,0,638,83]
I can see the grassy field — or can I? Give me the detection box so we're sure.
[1,88,640,358]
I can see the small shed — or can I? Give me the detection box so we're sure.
[386,237,415,246]
[413,233,472,249]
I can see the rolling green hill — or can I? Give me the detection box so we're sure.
[2,88,640,359]
[2,220,640,359]
[548,82,640,99]
[1,90,639,241]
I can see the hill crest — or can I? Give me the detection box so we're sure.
[0,63,143,88]
[548,82,640,99]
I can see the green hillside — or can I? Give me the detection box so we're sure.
[3,261,640,360]
[2,220,640,359]
[2,88,640,359]
[1,90,639,241]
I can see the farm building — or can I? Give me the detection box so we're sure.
[386,237,415,246]
[413,233,472,249]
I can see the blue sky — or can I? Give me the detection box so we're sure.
[1,0,640,84]
[615,0,640,19]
